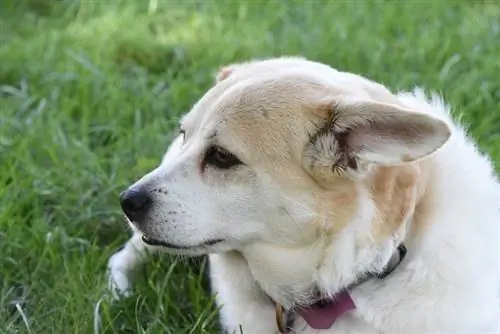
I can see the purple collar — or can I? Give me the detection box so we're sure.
[274,243,407,332]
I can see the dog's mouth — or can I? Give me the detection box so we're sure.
[141,235,224,249]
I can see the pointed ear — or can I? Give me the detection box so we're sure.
[306,98,451,174]
[215,65,235,82]
[215,63,243,82]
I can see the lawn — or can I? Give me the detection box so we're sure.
[0,0,499,333]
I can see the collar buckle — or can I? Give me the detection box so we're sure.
[275,303,294,333]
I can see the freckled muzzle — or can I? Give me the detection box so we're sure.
[119,184,226,251]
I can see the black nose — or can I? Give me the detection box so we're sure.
[119,188,152,222]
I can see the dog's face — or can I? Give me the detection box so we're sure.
[120,57,451,256]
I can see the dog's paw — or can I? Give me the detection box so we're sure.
[107,251,133,300]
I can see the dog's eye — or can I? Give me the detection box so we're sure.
[204,146,242,169]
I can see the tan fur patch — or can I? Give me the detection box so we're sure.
[407,158,435,237]
[367,164,421,241]
[314,177,359,235]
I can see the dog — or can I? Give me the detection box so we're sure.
[107,56,500,333]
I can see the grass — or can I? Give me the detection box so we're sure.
[0,0,499,333]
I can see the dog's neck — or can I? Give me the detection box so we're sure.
[240,240,328,308]
[240,163,430,309]
[240,232,408,309]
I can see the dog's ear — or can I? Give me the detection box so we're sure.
[215,64,243,82]
[215,65,235,82]
[305,98,451,176]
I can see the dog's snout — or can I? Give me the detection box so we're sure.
[119,187,152,222]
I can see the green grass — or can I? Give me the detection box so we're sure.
[0,0,499,333]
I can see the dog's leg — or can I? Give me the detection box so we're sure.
[107,226,156,299]
[209,252,277,334]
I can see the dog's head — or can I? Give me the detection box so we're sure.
[119,57,451,256]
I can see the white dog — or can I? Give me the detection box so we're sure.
[107,57,500,333]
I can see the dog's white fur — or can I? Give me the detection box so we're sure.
[108,57,500,333]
